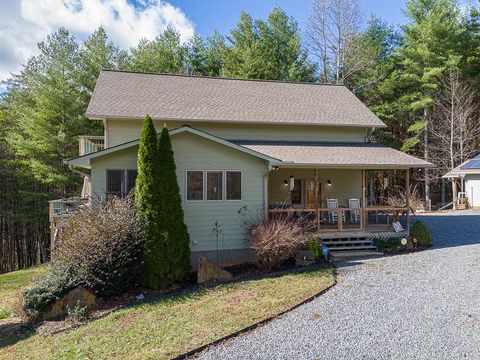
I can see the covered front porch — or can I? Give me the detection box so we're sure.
[266,167,411,236]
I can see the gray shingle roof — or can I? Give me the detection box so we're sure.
[235,141,434,168]
[86,70,386,128]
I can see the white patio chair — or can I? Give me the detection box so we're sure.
[348,198,361,223]
[327,199,346,224]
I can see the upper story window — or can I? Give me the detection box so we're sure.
[106,169,137,197]
[186,170,242,202]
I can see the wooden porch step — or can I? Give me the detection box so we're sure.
[323,241,374,248]
[321,239,372,245]
[331,250,384,259]
[328,245,377,251]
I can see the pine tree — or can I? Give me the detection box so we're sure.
[157,126,190,284]
[135,115,164,288]
[78,27,129,95]
[129,28,187,74]
[222,8,316,81]
[8,28,88,190]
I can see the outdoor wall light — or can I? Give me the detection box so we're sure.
[272,166,279,171]
[327,180,332,187]
[283,180,289,188]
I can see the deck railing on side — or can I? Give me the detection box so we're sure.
[49,198,89,252]
[79,135,104,156]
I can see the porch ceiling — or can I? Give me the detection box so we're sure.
[235,141,434,169]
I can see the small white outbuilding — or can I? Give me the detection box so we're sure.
[444,154,480,209]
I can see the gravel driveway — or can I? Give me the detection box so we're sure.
[197,211,480,360]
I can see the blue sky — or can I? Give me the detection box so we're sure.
[167,0,413,38]
[0,0,477,84]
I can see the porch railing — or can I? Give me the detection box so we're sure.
[49,198,90,252]
[79,135,104,156]
[268,206,408,233]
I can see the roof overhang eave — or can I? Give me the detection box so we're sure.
[271,162,435,169]
[84,113,386,128]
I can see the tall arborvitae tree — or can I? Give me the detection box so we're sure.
[157,126,190,284]
[135,115,163,289]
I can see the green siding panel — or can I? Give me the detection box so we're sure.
[91,132,267,252]
[106,119,367,147]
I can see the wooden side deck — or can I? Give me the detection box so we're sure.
[49,198,89,252]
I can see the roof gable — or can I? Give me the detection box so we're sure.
[67,126,280,168]
[86,70,386,128]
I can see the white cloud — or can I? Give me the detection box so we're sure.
[0,0,195,82]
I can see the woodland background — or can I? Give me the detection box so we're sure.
[1,0,480,273]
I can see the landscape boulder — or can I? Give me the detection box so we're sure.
[41,286,98,321]
[197,256,233,283]
[295,250,316,266]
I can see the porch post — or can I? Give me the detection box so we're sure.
[452,178,457,211]
[314,169,320,231]
[406,169,411,231]
[362,169,368,229]
[264,170,269,219]
[361,169,366,230]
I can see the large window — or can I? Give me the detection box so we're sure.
[226,171,242,200]
[186,170,242,202]
[106,169,137,197]
[207,171,223,200]
[186,171,204,201]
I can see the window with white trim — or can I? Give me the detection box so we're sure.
[186,170,242,202]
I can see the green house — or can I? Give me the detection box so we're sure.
[58,70,433,265]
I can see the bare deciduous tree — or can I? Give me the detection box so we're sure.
[430,69,480,206]
[308,0,371,84]
[430,70,480,173]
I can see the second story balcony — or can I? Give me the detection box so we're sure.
[79,135,104,156]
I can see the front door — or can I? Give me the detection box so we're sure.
[306,180,322,209]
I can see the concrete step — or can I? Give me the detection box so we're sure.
[331,250,384,259]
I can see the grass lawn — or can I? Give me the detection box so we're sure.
[0,265,334,359]
[0,266,46,319]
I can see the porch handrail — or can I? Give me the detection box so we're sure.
[269,207,407,213]
[268,206,408,233]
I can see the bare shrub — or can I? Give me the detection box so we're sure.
[248,214,307,272]
[55,195,144,296]
[22,195,144,318]
[386,185,425,212]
